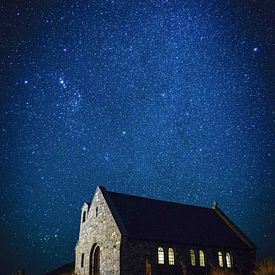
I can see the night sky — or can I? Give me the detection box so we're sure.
[1,0,274,274]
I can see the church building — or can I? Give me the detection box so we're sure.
[74,186,256,275]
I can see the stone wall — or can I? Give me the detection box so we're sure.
[232,248,256,274]
[75,187,121,275]
[120,238,256,275]
[120,238,182,275]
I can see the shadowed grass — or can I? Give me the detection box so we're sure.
[252,259,275,275]
[210,267,237,275]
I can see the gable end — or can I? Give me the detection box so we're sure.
[98,186,129,237]
[213,206,257,250]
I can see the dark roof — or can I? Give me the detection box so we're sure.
[105,189,254,250]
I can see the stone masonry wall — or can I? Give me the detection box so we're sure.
[75,187,121,275]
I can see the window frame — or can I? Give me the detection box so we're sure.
[218,251,223,267]
[199,250,205,267]
[82,211,86,223]
[190,249,196,266]
[168,248,175,265]
[81,253,84,268]
[226,252,232,268]
[158,247,165,264]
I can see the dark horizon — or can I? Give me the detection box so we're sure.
[1,0,274,274]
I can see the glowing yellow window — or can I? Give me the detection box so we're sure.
[190,249,196,266]
[218,251,223,267]
[158,247,164,264]
[226,252,232,268]
[199,250,205,267]
[168,248,175,265]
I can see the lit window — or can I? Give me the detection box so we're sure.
[168,248,175,265]
[81,253,84,267]
[158,247,165,264]
[199,250,205,267]
[190,249,196,266]
[82,211,86,222]
[226,252,232,268]
[96,206,98,217]
[218,251,223,267]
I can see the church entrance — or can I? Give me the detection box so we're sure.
[145,257,152,275]
[89,244,100,275]
[94,246,100,275]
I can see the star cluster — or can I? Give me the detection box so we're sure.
[0,0,274,274]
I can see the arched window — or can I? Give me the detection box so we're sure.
[96,206,98,217]
[199,250,205,267]
[158,247,164,264]
[82,211,86,222]
[168,248,175,265]
[218,251,223,267]
[190,249,196,266]
[226,252,232,268]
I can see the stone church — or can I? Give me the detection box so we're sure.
[74,186,256,275]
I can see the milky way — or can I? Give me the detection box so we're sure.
[0,1,274,274]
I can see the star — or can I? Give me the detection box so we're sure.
[1,1,273,274]
[59,77,66,88]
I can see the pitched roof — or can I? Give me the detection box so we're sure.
[100,187,255,250]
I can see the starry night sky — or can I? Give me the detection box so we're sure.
[0,0,274,274]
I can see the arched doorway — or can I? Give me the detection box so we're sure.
[145,257,152,275]
[89,244,100,275]
[94,246,100,275]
